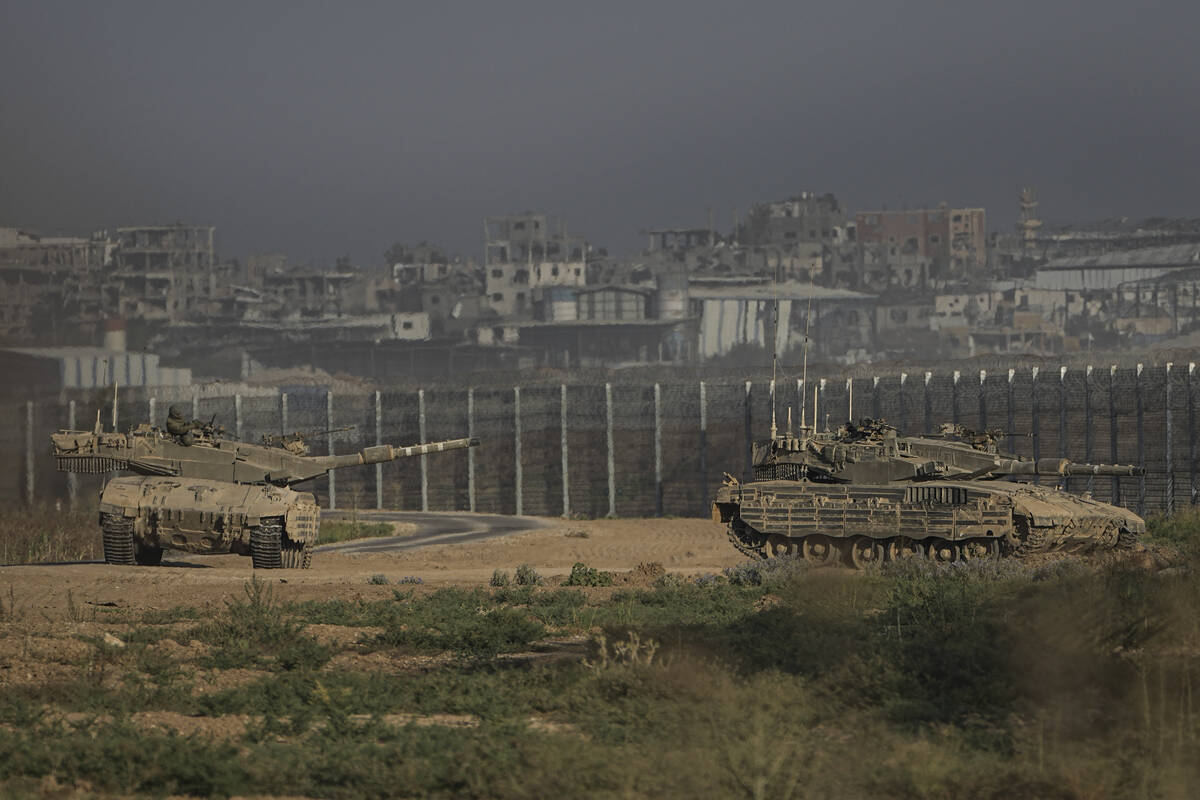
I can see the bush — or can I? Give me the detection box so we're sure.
[514,564,543,586]
[490,570,511,587]
[367,574,390,585]
[564,562,613,587]
[396,576,423,585]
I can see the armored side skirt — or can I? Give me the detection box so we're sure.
[98,476,320,556]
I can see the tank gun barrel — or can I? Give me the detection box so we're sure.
[296,436,480,483]
[992,458,1144,477]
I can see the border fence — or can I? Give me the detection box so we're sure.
[6,360,1197,519]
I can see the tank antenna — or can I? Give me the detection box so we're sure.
[799,270,815,431]
[770,261,779,440]
[111,379,118,432]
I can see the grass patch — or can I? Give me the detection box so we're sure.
[318,520,396,544]
[7,555,1200,798]
[0,504,98,565]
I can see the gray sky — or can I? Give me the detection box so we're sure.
[2,0,1198,265]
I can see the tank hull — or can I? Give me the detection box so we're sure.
[97,476,320,567]
[713,479,1145,565]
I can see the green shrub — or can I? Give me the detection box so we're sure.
[367,574,390,585]
[564,562,613,587]
[490,570,511,587]
[515,564,543,586]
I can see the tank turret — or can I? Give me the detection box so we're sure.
[715,416,1146,567]
[53,420,479,569]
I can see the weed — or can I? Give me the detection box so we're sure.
[367,574,390,585]
[490,569,511,587]
[396,576,423,585]
[515,564,543,586]
[188,578,332,670]
[585,631,660,670]
[564,562,613,587]
[564,529,590,539]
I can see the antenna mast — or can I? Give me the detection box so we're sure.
[770,261,779,439]
[799,269,815,430]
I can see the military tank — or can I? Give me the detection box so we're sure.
[712,416,1145,568]
[52,417,478,569]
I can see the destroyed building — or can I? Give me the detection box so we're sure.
[484,214,586,318]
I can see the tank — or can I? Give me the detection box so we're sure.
[52,419,479,569]
[712,417,1146,568]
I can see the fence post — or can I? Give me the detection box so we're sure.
[654,383,663,517]
[1110,365,1120,506]
[1031,367,1041,484]
[1166,362,1174,516]
[375,390,383,510]
[796,377,804,426]
[280,392,288,435]
[419,388,428,513]
[846,377,853,423]
[326,391,336,511]
[191,392,199,425]
[872,376,880,420]
[67,399,77,509]
[769,378,776,433]
[978,370,987,430]
[1059,366,1068,491]
[699,381,708,514]
[951,370,961,425]
[899,373,907,431]
[605,382,615,517]
[819,378,827,432]
[235,394,243,441]
[743,381,753,478]
[148,396,156,430]
[467,388,476,513]
[1007,369,1016,456]
[923,372,932,434]
[1190,363,1197,505]
[514,386,523,516]
[25,401,34,506]
[1084,366,1094,496]
[1136,363,1146,516]
[561,384,570,518]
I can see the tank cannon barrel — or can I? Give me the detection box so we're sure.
[992,458,1144,478]
[300,436,480,482]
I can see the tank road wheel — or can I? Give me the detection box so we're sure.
[959,539,996,562]
[250,518,284,570]
[280,539,313,569]
[927,539,957,564]
[801,535,840,567]
[848,537,883,569]
[886,537,925,562]
[100,513,135,565]
[134,544,163,566]
[766,534,797,559]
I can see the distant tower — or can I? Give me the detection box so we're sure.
[1018,188,1042,253]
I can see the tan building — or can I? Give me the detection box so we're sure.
[484,213,586,317]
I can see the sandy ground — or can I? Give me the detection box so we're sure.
[0,517,740,622]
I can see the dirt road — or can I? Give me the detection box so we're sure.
[0,515,739,622]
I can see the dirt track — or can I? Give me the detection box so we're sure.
[0,517,739,622]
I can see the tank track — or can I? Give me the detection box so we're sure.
[726,521,768,561]
[250,518,284,569]
[100,513,135,565]
[1117,528,1138,550]
[280,536,313,569]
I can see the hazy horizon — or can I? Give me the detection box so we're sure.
[3,0,1198,266]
